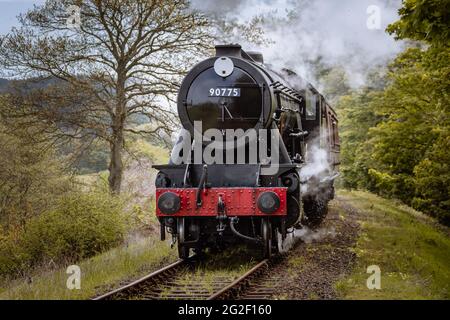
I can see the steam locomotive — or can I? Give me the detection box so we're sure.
[154,45,339,259]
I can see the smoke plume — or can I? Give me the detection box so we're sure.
[192,0,404,89]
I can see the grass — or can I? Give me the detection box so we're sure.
[335,190,450,300]
[0,236,177,300]
[0,241,257,300]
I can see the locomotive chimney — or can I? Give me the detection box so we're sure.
[215,45,264,64]
[215,44,243,58]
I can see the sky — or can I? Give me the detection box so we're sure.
[0,0,45,35]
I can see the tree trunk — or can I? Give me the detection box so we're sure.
[108,128,124,194]
[109,68,127,194]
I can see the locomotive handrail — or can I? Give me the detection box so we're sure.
[289,130,309,138]
[196,164,208,208]
[183,163,191,187]
[274,89,303,105]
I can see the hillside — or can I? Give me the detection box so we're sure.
[336,191,449,299]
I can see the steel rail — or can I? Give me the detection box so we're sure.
[93,257,274,300]
[92,259,186,300]
[207,259,269,300]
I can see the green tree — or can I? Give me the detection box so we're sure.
[321,67,351,104]
[368,43,449,209]
[412,130,450,224]
[387,0,450,45]
[337,75,385,190]
[0,95,73,231]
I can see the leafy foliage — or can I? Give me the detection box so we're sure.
[22,192,127,263]
[412,131,450,224]
[336,74,385,191]
[387,0,450,45]
[0,96,74,230]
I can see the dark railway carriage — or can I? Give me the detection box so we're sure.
[154,45,339,259]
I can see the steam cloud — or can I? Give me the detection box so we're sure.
[294,225,337,243]
[300,144,331,194]
[192,0,404,88]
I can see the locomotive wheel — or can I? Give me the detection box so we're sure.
[275,228,295,254]
[302,198,328,228]
[177,218,190,259]
[261,218,272,259]
[178,243,189,259]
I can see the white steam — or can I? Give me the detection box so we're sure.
[193,0,404,88]
[294,225,336,244]
[300,144,331,194]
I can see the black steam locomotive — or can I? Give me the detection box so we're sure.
[154,45,339,259]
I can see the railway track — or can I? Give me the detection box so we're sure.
[93,256,277,300]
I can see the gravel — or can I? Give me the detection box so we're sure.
[239,197,360,300]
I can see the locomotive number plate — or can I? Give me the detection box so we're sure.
[209,87,241,97]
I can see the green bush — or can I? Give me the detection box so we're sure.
[22,192,127,263]
[0,233,26,276]
[0,191,128,277]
